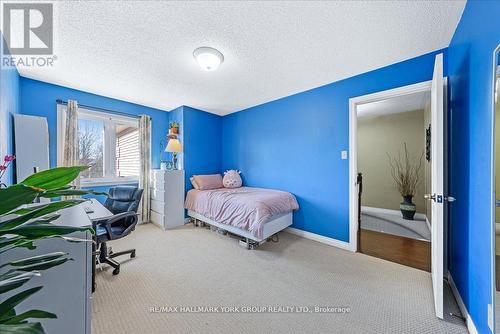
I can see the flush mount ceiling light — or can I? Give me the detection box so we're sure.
[193,47,224,71]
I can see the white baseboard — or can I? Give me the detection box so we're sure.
[447,271,479,334]
[285,227,354,252]
[361,206,427,220]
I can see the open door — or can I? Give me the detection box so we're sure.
[427,53,445,319]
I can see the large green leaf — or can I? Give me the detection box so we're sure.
[0,200,83,231]
[0,322,44,334]
[0,234,92,255]
[5,257,71,273]
[0,252,67,270]
[20,166,88,190]
[0,272,39,294]
[40,189,108,198]
[0,239,37,255]
[1,223,92,238]
[0,236,23,250]
[0,287,42,319]
[0,185,40,216]
[3,310,56,325]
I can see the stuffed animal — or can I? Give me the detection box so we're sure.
[223,170,242,188]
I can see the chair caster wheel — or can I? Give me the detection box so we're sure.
[131,251,136,258]
[112,268,120,275]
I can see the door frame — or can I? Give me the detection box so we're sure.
[490,44,500,334]
[348,79,446,252]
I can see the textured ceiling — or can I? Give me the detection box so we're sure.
[16,1,465,115]
[357,91,430,119]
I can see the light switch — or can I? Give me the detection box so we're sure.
[341,150,348,160]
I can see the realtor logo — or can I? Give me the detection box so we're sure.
[2,3,53,55]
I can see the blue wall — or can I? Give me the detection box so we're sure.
[0,34,20,186]
[20,77,170,169]
[166,106,184,169]
[223,49,447,242]
[165,105,223,193]
[19,77,170,195]
[447,1,500,333]
[17,78,222,198]
[183,106,222,192]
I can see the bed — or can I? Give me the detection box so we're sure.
[185,186,299,248]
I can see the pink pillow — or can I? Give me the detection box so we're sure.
[190,177,199,189]
[193,174,223,190]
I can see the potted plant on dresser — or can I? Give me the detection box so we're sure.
[387,143,424,220]
[168,121,179,136]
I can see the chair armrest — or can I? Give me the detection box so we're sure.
[98,211,138,241]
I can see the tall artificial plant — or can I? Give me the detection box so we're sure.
[0,165,105,334]
[387,143,424,198]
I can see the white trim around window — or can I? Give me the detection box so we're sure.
[57,105,140,187]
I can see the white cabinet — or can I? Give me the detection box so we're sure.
[2,206,92,334]
[150,169,185,229]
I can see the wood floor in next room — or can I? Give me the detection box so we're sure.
[92,224,467,334]
[360,229,431,272]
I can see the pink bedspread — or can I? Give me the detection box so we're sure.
[185,187,299,238]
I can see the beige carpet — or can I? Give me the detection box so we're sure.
[92,224,467,334]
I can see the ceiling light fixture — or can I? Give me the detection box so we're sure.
[193,47,224,71]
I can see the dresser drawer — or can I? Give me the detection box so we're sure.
[150,210,165,229]
[151,170,165,182]
[151,178,165,190]
[150,169,185,230]
[151,199,166,214]
[150,188,166,201]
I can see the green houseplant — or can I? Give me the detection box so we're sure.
[0,165,105,334]
[168,121,179,135]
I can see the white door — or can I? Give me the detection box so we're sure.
[429,53,445,319]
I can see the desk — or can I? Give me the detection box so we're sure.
[83,199,113,293]
[85,198,113,222]
[1,199,112,334]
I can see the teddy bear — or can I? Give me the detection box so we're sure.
[223,169,242,188]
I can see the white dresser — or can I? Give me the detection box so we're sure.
[150,169,185,229]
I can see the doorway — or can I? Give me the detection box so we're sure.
[349,53,448,319]
[356,90,431,272]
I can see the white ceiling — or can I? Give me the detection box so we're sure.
[15,1,465,115]
[357,90,430,119]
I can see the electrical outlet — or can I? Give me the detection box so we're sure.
[488,303,493,332]
[341,150,348,160]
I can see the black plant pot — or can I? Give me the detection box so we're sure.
[400,195,416,220]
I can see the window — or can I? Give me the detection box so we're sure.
[115,124,140,177]
[58,106,140,186]
[78,118,104,179]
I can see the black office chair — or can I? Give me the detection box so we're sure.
[95,186,143,275]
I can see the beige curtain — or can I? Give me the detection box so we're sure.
[139,115,151,223]
[63,100,80,191]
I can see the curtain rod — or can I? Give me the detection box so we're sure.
[56,99,148,120]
